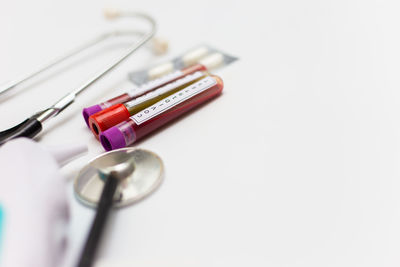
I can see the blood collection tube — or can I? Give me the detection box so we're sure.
[82,63,207,126]
[99,75,223,151]
[89,71,207,139]
[82,52,225,126]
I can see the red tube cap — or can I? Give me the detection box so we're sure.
[88,104,131,139]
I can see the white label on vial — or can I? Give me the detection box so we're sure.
[131,76,217,125]
[125,71,204,109]
[127,70,184,97]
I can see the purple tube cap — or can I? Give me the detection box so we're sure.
[100,127,126,151]
[82,105,103,127]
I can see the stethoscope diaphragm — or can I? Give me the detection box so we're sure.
[74,148,163,208]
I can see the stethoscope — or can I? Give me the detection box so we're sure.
[74,147,164,267]
[0,9,157,146]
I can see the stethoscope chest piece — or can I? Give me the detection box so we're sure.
[74,148,163,208]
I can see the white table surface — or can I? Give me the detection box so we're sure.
[1,0,400,266]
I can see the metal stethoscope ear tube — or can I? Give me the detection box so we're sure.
[0,9,157,146]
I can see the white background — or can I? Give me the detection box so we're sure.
[1,0,400,266]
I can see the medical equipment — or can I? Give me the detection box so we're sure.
[82,48,234,125]
[0,138,87,267]
[145,46,209,80]
[129,45,237,85]
[82,47,237,130]
[0,9,158,146]
[88,71,207,138]
[74,148,164,267]
[82,63,208,125]
[182,46,210,67]
[99,75,223,151]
